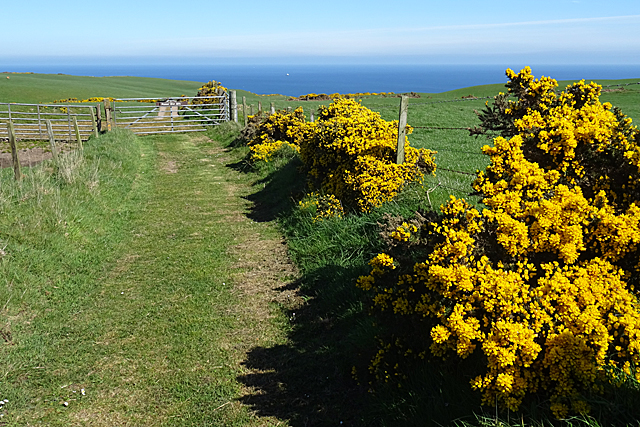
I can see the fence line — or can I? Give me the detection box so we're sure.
[0,102,98,143]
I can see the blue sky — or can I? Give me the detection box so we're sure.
[3,0,639,64]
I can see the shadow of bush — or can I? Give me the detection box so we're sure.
[237,264,375,426]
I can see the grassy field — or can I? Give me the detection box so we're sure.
[0,73,204,104]
[1,72,640,426]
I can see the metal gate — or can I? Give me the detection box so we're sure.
[112,93,230,135]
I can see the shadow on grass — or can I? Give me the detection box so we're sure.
[228,154,306,223]
[226,154,488,426]
[225,151,640,427]
[237,265,375,426]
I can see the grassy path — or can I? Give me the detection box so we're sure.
[2,132,295,426]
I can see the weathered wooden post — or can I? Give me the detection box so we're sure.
[73,116,83,150]
[7,122,21,181]
[230,91,238,122]
[287,107,292,113]
[46,120,59,165]
[90,107,99,138]
[270,102,275,114]
[103,99,112,131]
[258,101,262,113]
[310,109,315,122]
[110,100,116,130]
[396,95,409,164]
[96,104,102,132]
[249,104,253,116]
[242,96,247,126]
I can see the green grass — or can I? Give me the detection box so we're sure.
[0,127,290,426]
[0,73,204,103]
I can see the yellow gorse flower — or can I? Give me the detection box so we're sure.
[358,67,640,418]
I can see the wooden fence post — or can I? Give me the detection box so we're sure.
[258,101,262,113]
[90,107,99,137]
[73,116,83,150]
[270,102,275,114]
[46,120,59,165]
[96,104,102,132]
[103,99,111,131]
[396,95,409,164]
[287,107,292,113]
[110,100,116,130]
[7,122,22,181]
[310,109,315,122]
[242,96,247,126]
[249,104,253,116]
[230,91,238,122]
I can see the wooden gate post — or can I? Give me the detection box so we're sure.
[396,95,409,164]
[90,107,99,138]
[103,99,112,131]
[8,122,22,181]
[230,91,238,122]
[242,96,247,126]
[73,116,83,150]
[96,104,102,132]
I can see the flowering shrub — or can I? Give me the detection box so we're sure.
[357,67,640,418]
[54,97,118,104]
[294,92,396,101]
[298,192,344,222]
[299,98,436,212]
[246,107,315,162]
[192,80,228,106]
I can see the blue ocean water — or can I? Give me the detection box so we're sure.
[2,63,639,96]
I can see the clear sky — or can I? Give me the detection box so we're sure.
[3,0,639,65]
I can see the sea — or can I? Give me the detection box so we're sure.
[2,63,639,96]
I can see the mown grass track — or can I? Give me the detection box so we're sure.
[0,129,294,426]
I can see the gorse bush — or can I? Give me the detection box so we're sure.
[192,80,228,105]
[299,98,436,212]
[297,192,345,222]
[357,67,640,418]
[246,99,436,212]
[246,107,313,162]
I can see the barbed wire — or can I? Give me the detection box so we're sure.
[600,82,640,88]
[413,126,472,131]
[429,148,486,156]
[437,167,478,176]
[409,95,500,106]
[435,182,472,194]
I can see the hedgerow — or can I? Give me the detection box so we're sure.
[357,67,640,418]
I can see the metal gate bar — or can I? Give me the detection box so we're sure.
[112,93,230,135]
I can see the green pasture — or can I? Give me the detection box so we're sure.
[0,73,204,104]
